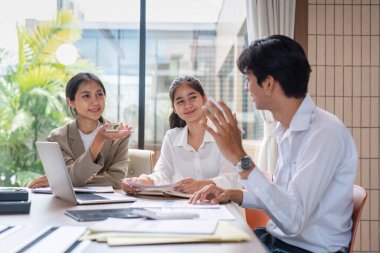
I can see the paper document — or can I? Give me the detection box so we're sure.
[32,186,114,194]
[0,225,23,239]
[157,205,235,220]
[127,182,177,191]
[89,217,218,234]
[12,226,88,253]
[130,199,220,209]
[81,221,251,246]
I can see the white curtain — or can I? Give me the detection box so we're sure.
[245,0,296,174]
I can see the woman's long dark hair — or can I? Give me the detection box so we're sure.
[65,72,106,122]
[168,75,205,129]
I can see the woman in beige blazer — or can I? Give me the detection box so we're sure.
[28,73,132,189]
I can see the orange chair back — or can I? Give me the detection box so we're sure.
[348,185,367,253]
[245,170,272,230]
[245,209,269,230]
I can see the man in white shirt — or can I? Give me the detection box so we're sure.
[189,35,358,253]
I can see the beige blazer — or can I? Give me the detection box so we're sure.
[47,120,130,189]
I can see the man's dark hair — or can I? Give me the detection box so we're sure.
[237,35,311,98]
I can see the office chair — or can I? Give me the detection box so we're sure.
[245,170,272,230]
[127,149,155,177]
[348,185,367,253]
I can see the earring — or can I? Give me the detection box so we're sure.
[266,90,271,96]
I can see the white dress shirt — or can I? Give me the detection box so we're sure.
[240,95,358,253]
[144,126,240,189]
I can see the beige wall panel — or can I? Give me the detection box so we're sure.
[361,97,371,127]
[370,5,379,35]
[326,5,335,34]
[344,5,353,34]
[335,5,344,34]
[353,5,361,35]
[317,66,326,95]
[317,35,326,65]
[344,97,353,126]
[370,159,379,188]
[335,36,344,65]
[344,66,353,96]
[335,96,344,119]
[369,190,379,220]
[353,127,362,158]
[308,35,317,65]
[361,36,370,66]
[326,96,335,112]
[326,66,335,95]
[353,36,362,65]
[370,97,379,127]
[370,66,379,95]
[353,97,361,126]
[370,221,380,251]
[370,36,379,66]
[344,36,353,65]
[353,67,361,96]
[362,5,371,35]
[317,5,326,34]
[361,128,370,158]
[326,36,335,65]
[361,67,370,96]
[309,4,317,34]
[335,66,344,95]
[370,128,379,158]
[361,221,370,251]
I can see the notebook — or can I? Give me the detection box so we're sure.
[35,141,137,205]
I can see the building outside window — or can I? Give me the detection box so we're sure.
[0,0,264,186]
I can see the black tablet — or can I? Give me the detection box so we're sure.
[65,208,140,222]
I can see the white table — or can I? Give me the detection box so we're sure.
[0,192,267,253]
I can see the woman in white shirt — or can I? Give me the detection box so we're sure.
[122,75,239,194]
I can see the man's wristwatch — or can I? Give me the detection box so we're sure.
[235,155,254,173]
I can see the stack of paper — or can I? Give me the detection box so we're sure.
[80,218,251,246]
[126,182,192,198]
[129,199,220,209]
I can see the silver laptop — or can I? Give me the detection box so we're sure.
[35,141,137,205]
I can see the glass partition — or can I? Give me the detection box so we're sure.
[0,0,263,186]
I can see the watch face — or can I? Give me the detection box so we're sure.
[240,156,253,170]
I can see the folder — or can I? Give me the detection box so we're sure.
[80,221,251,246]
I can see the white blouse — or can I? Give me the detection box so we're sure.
[144,126,240,189]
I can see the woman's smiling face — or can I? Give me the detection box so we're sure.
[68,80,106,122]
[173,83,206,124]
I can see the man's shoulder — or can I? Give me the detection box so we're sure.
[314,107,346,131]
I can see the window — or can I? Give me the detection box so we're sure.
[0,0,263,186]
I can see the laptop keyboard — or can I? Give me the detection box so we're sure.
[76,193,107,201]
